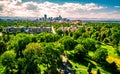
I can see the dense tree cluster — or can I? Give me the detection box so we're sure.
[0,21,120,74]
[93,48,108,63]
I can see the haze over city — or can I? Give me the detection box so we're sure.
[0,0,120,20]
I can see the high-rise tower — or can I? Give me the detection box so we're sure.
[44,14,47,21]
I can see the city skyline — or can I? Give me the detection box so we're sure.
[0,0,120,20]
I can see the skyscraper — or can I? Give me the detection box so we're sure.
[44,14,47,21]
[58,15,62,20]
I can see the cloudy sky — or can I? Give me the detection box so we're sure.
[0,0,120,20]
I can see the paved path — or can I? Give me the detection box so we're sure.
[60,55,74,74]
[51,26,56,34]
[0,32,2,36]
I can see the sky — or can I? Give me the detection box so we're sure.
[0,0,120,20]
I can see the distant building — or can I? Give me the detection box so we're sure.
[58,26,79,32]
[71,20,82,24]
[3,26,52,34]
[39,14,70,23]
[58,15,62,20]
[48,17,53,22]
[44,14,47,21]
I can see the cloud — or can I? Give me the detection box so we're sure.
[26,3,38,10]
[78,12,120,19]
[0,0,119,19]
[114,6,120,8]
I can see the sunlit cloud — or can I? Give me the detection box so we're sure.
[114,6,120,8]
[0,0,120,19]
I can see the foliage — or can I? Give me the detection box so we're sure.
[87,63,92,74]
[93,48,108,63]
[103,38,110,44]
[23,43,42,74]
[0,40,6,55]
[0,21,120,74]
[41,43,62,73]
[37,33,60,42]
[59,36,77,50]
[7,34,32,58]
[82,38,97,51]
[56,29,63,36]
[23,43,42,61]
[0,50,16,73]
[74,44,88,60]
[97,69,101,74]
[74,27,85,39]
[112,32,120,46]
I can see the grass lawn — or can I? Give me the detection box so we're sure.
[69,60,110,74]
[65,43,119,74]
[102,44,120,68]
[101,44,118,58]
[69,60,88,74]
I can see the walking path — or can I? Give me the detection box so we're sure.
[51,26,56,34]
[0,32,2,36]
[60,55,74,74]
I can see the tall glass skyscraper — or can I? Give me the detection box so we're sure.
[44,14,47,21]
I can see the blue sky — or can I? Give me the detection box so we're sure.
[0,0,120,20]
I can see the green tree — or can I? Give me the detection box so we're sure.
[2,33,10,42]
[74,44,88,61]
[100,32,106,41]
[112,32,120,46]
[23,43,42,74]
[56,29,63,36]
[82,33,89,38]
[87,63,92,74]
[0,40,6,55]
[91,31,99,40]
[82,38,96,51]
[0,26,3,32]
[59,36,77,50]
[8,34,32,58]
[93,48,108,64]
[97,69,101,74]
[117,42,120,55]
[74,27,85,39]
[0,50,16,74]
[103,38,110,44]
[37,33,60,42]
[42,43,62,74]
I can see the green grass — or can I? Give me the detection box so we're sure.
[69,60,88,74]
[101,44,118,58]
[95,67,111,74]
[89,43,118,58]
[69,59,110,74]
[65,43,118,74]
